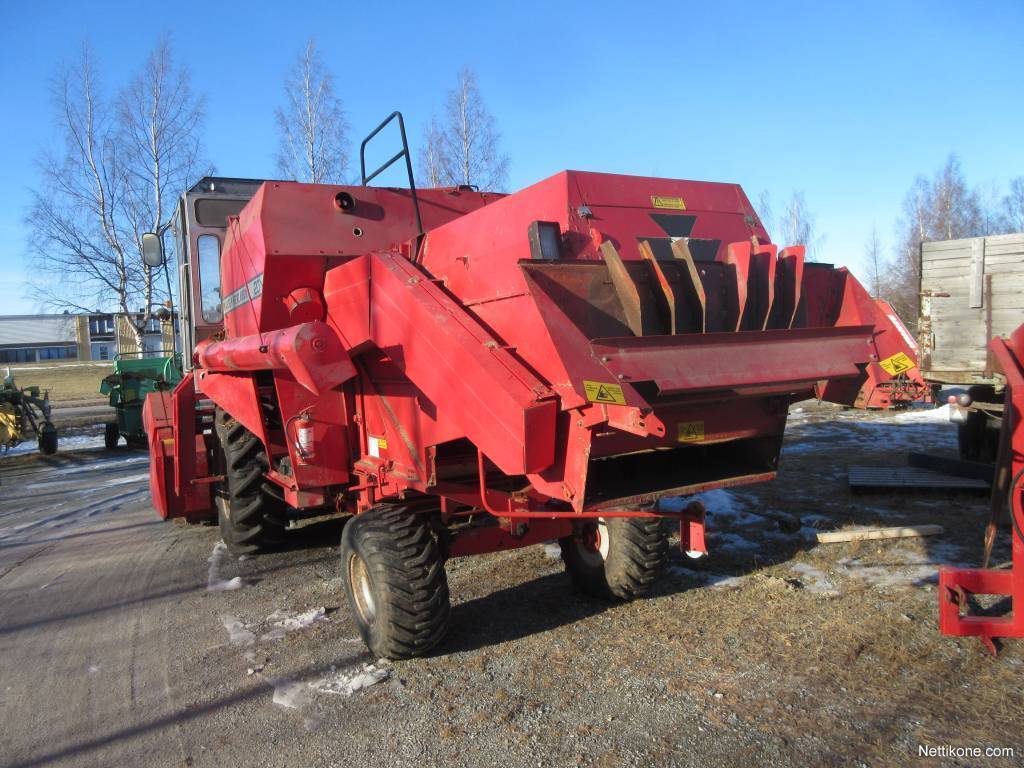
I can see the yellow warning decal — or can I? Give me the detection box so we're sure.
[879,351,916,376]
[583,380,626,405]
[651,195,687,210]
[678,420,705,443]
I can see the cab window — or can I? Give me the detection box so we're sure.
[197,234,222,323]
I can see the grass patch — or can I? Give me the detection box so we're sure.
[3,361,112,404]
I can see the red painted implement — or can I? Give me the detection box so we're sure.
[142,113,924,657]
[939,323,1024,653]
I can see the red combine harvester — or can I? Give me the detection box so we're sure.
[140,113,922,658]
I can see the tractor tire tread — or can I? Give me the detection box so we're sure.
[340,505,450,659]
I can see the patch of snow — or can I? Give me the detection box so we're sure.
[312,663,390,696]
[272,679,312,709]
[664,488,762,527]
[207,540,249,592]
[887,404,951,423]
[2,433,106,458]
[221,615,256,646]
[261,607,327,641]
[209,576,246,592]
[836,543,968,589]
[543,542,561,560]
[273,663,390,709]
[788,562,838,595]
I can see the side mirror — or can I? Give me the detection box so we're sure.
[141,232,165,268]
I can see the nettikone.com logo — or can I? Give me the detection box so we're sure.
[918,745,1015,759]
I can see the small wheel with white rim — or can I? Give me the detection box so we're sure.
[559,516,668,600]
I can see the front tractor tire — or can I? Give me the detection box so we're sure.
[559,517,668,600]
[340,505,450,659]
[214,409,287,556]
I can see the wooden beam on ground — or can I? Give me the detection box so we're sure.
[815,525,944,544]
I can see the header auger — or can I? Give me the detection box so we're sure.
[141,114,922,658]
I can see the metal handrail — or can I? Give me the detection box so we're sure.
[359,111,424,254]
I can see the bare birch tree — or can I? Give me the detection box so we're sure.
[27,40,205,351]
[275,39,349,184]
[753,190,823,260]
[419,117,448,188]
[864,227,884,298]
[777,191,824,261]
[1003,177,1024,232]
[418,67,509,190]
[886,155,988,322]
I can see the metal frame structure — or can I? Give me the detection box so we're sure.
[939,324,1024,653]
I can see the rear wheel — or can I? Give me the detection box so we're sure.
[340,505,450,659]
[559,517,668,600]
[214,408,287,556]
[104,421,120,450]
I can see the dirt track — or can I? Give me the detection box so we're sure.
[0,404,1021,767]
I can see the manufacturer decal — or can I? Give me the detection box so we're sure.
[222,273,264,315]
[651,195,687,210]
[583,380,626,405]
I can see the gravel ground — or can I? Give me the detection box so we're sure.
[0,403,1022,767]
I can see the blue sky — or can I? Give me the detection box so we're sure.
[1,1,1021,313]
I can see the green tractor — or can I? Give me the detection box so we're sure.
[0,373,58,455]
[100,353,182,449]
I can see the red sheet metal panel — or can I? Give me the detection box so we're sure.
[590,325,873,395]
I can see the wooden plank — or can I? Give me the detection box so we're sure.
[981,245,1024,258]
[921,255,971,267]
[922,266,970,278]
[923,238,975,252]
[986,261,1024,274]
[815,525,945,544]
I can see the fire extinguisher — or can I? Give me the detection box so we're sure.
[289,409,315,464]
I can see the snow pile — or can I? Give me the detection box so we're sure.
[272,663,390,709]
[207,541,249,592]
[543,542,561,560]
[222,615,256,646]
[261,607,328,641]
[272,679,312,709]
[312,663,390,696]
[888,403,951,424]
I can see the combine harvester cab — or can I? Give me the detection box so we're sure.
[142,114,923,658]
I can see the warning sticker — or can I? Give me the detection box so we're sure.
[879,351,916,376]
[651,195,687,210]
[583,380,626,405]
[677,420,705,443]
[367,436,388,458]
